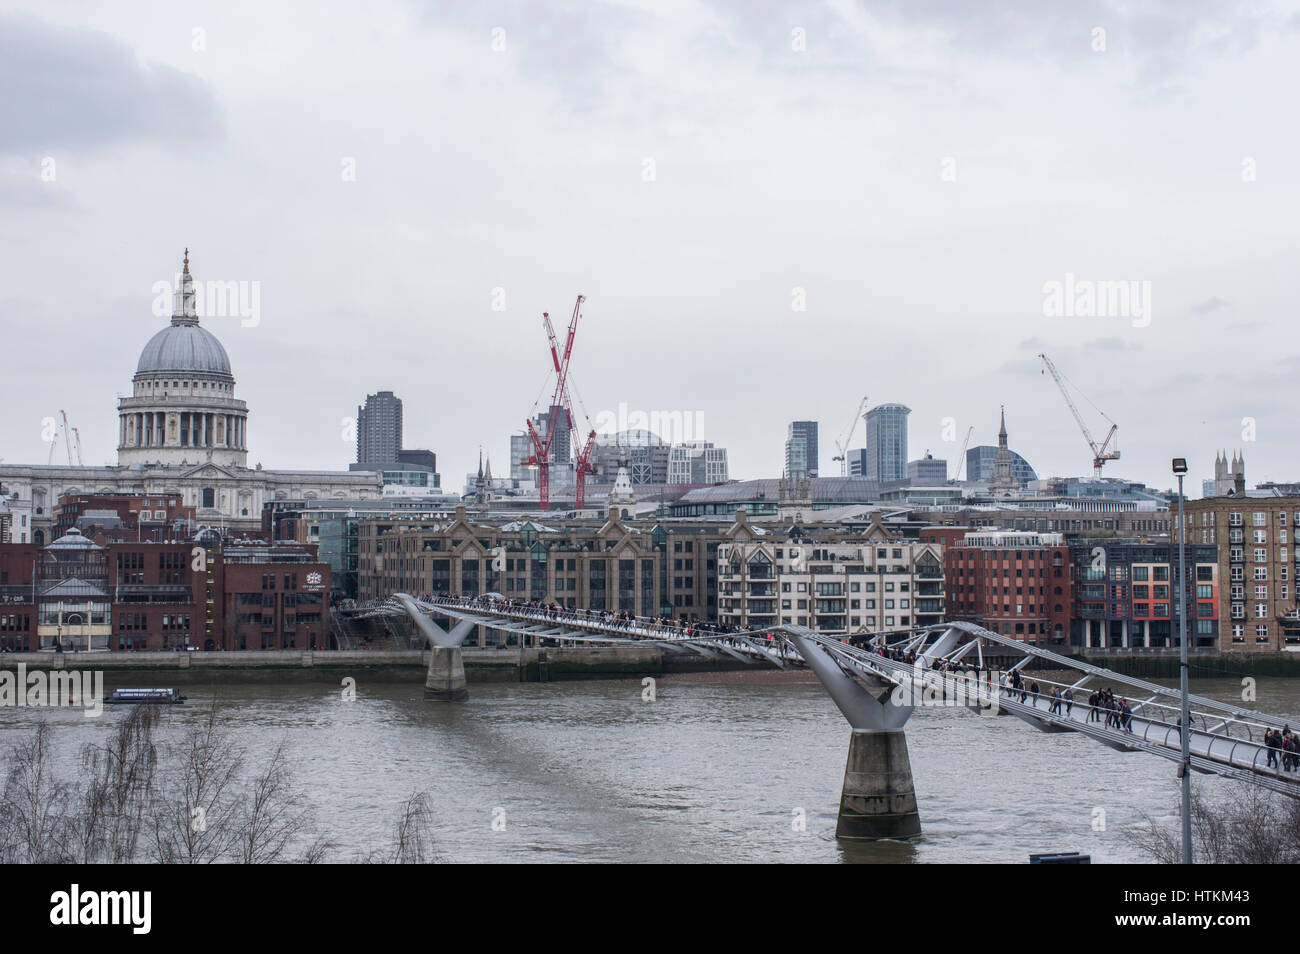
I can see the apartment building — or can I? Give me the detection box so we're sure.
[717,514,944,633]
[1181,495,1300,651]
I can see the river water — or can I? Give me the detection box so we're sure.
[2,674,1297,863]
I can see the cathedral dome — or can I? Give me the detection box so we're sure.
[136,323,232,379]
[134,248,234,381]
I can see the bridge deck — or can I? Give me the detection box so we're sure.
[374,594,1300,797]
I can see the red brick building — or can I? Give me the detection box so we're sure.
[0,531,328,652]
[944,530,1072,645]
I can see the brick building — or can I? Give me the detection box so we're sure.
[944,530,1071,645]
[0,530,328,652]
[1180,494,1300,652]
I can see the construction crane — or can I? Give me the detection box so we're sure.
[955,425,975,480]
[832,395,870,476]
[1038,353,1120,478]
[574,429,598,509]
[524,295,585,510]
[69,420,84,466]
[562,373,600,509]
[46,410,82,465]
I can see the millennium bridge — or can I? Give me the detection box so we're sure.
[364,593,1300,839]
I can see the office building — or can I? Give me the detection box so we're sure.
[864,404,910,483]
[785,421,819,478]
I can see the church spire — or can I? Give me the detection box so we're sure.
[172,248,199,327]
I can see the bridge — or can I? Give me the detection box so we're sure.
[370,593,1300,840]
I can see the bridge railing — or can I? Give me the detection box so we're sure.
[404,594,802,662]
[807,633,1300,787]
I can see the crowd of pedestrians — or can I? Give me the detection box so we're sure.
[1265,726,1300,771]
[425,592,743,641]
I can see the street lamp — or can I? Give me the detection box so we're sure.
[1172,457,1192,865]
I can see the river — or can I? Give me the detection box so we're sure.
[2,673,1297,863]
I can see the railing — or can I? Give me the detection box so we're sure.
[826,626,1300,793]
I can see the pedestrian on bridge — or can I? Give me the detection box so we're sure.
[1063,688,1074,715]
[1266,729,1281,769]
[1119,698,1133,734]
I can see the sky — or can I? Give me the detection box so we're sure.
[2,0,1298,493]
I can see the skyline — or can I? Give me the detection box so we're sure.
[3,1,1298,492]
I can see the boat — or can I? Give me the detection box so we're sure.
[105,688,187,705]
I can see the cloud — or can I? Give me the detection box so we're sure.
[1084,336,1140,352]
[0,12,221,156]
[1191,296,1230,315]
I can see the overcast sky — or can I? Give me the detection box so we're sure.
[3,0,1298,493]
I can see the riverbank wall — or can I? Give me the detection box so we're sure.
[0,646,751,685]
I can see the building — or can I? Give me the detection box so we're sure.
[965,445,1037,487]
[53,493,196,541]
[351,391,440,489]
[0,251,384,542]
[1181,493,1300,651]
[847,448,868,477]
[907,453,947,484]
[1066,539,1218,651]
[0,529,329,651]
[864,404,910,483]
[718,512,944,633]
[117,251,249,468]
[987,408,1019,497]
[784,421,819,478]
[358,506,664,621]
[591,430,671,486]
[356,391,403,466]
[944,530,1071,645]
[1207,450,1246,498]
[667,442,728,485]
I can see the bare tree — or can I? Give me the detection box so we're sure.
[1127,782,1300,864]
[236,740,312,863]
[0,707,440,864]
[70,705,160,863]
[0,722,71,863]
[150,699,246,864]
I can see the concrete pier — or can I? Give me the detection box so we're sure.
[424,647,469,701]
[835,730,921,840]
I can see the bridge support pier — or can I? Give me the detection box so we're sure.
[784,626,921,841]
[837,730,921,840]
[425,646,468,701]
[394,594,476,702]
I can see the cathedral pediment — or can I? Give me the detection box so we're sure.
[178,462,241,481]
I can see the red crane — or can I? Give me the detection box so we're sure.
[525,294,585,510]
[574,428,598,509]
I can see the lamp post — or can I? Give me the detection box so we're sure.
[1172,457,1192,864]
